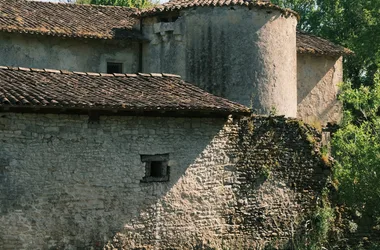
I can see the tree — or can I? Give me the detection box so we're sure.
[332,71,380,218]
[272,0,380,88]
[76,0,155,8]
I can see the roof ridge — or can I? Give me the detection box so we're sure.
[0,66,181,78]
[140,0,300,20]
[296,30,333,41]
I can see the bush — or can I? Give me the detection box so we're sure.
[332,71,380,218]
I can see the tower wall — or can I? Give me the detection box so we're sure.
[142,6,298,117]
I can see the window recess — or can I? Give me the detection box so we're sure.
[140,154,170,183]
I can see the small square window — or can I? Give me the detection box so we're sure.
[107,62,123,74]
[141,154,170,183]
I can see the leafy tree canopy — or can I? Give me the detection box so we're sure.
[332,71,380,218]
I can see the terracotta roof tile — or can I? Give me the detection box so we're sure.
[0,0,145,40]
[141,0,299,19]
[297,31,352,56]
[0,66,250,116]
[0,0,350,56]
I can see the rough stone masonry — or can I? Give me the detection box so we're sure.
[0,113,329,249]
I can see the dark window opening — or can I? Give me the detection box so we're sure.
[141,154,170,183]
[107,62,123,74]
[150,161,165,177]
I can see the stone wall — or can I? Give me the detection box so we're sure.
[108,116,330,249]
[0,113,329,249]
[297,54,343,126]
[0,33,139,73]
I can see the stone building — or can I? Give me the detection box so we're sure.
[0,0,351,124]
[0,67,330,249]
[0,0,346,249]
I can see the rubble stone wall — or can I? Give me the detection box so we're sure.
[0,113,329,249]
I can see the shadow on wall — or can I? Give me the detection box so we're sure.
[111,28,144,40]
[297,54,343,125]
[103,116,331,250]
[185,10,269,104]
[0,114,330,249]
[228,117,331,249]
[0,114,228,249]
[102,118,241,249]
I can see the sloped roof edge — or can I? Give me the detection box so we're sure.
[297,31,353,56]
[0,66,251,116]
[0,0,144,41]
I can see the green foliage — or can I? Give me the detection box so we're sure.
[293,191,335,250]
[339,72,380,123]
[312,198,335,246]
[260,164,272,179]
[332,71,380,218]
[271,0,380,237]
[76,0,155,8]
[272,0,380,88]
[267,189,336,250]
[270,0,318,32]
[306,133,316,145]
[269,106,278,116]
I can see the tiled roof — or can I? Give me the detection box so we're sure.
[0,66,250,116]
[0,0,145,40]
[297,31,353,56]
[0,0,350,56]
[141,0,299,19]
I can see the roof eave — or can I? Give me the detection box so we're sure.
[297,48,354,57]
[0,28,149,42]
[0,105,251,118]
[139,3,300,20]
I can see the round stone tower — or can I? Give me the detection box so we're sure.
[142,1,298,117]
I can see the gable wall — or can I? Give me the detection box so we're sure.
[297,54,343,125]
[0,113,328,249]
[0,32,139,73]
